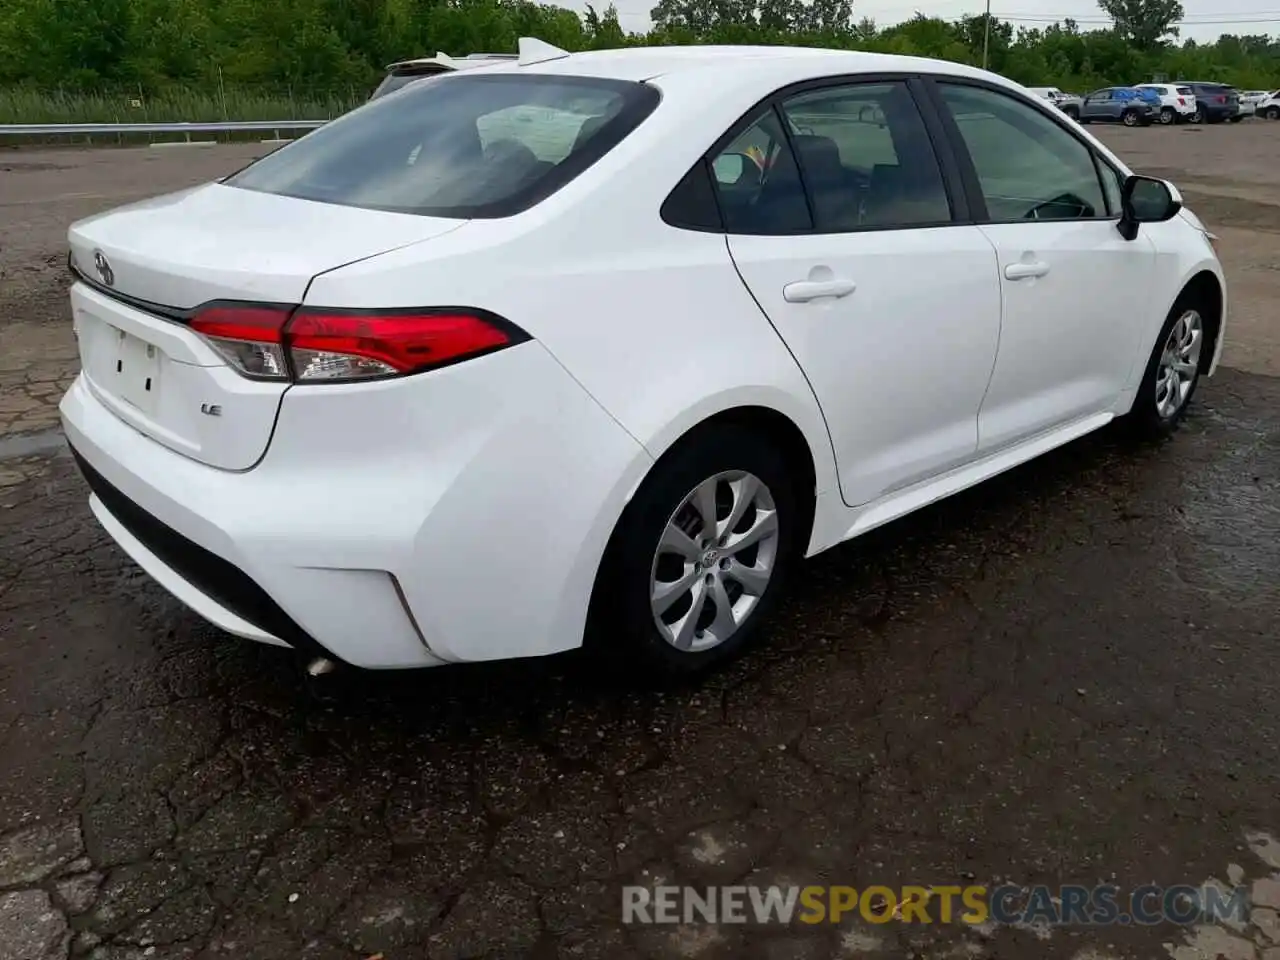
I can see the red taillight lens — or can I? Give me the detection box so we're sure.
[1216,95,1226,103]
[191,304,291,380]
[189,304,525,383]
[287,310,516,382]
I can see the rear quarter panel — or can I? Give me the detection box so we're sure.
[303,65,845,556]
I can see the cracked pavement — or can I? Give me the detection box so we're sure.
[2,128,1280,959]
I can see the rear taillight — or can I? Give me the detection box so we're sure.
[189,304,527,383]
[1216,95,1226,103]
[191,304,292,380]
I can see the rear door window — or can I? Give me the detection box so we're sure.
[227,74,659,218]
[777,81,952,231]
[709,108,813,234]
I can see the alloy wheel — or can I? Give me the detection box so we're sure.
[649,470,779,653]
[1123,111,1138,126]
[1155,309,1203,419]
[1160,107,1175,124]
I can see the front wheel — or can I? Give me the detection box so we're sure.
[1124,302,1208,440]
[588,424,800,678]
[1266,106,1280,120]
[1122,109,1141,127]
[1062,107,1080,121]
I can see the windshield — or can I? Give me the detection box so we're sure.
[228,74,660,218]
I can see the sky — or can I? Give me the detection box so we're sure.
[578,0,1280,41]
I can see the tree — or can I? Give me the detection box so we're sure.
[650,0,757,36]
[1097,0,1184,50]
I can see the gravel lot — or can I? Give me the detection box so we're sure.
[1,123,1278,960]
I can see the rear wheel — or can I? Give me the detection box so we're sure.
[1190,104,1204,123]
[1228,115,1244,123]
[1122,108,1141,127]
[1266,106,1280,120]
[588,424,800,678]
[1159,106,1176,125]
[1124,300,1208,440]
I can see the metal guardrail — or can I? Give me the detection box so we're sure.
[0,119,328,137]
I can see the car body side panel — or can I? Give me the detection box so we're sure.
[306,68,849,557]
[1110,215,1226,414]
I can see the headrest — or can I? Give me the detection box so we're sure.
[791,134,844,182]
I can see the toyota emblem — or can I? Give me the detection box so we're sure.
[92,249,115,287]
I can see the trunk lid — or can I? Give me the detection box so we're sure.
[68,183,466,471]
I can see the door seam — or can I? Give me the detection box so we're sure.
[721,233,844,504]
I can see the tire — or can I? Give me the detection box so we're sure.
[1122,108,1140,127]
[1267,106,1280,120]
[1228,115,1243,123]
[1062,107,1079,121]
[1123,297,1210,440]
[1159,106,1176,125]
[1190,105,1204,124]
[587,423,800,678]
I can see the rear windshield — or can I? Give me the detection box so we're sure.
[1176,86,1193,95]
[227,73,660,218]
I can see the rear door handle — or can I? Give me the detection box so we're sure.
[1004,261,1050,281]
[782,278,857,302]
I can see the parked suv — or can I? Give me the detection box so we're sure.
[1182,82,1241,123]
[1134,83,1197,124]
[1257,91,1280,120]
[1078,87,1156,126]
[1025,86,1086,120]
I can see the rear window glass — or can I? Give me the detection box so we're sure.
[1176,87,1193,95]
[226,74,660,218]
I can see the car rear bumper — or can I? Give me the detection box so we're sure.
[61,340,652,669]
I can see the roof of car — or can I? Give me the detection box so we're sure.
[478,44,999,85]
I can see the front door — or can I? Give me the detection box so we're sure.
[933,81,1157,453]
[716,80,1002,507]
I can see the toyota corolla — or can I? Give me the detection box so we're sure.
[61,39,1226,676]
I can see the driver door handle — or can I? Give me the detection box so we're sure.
[1004,261,1050,281]
[783,278,857,302]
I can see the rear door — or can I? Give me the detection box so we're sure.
[721,78,1002,506]
[1081,89,1113,121]
[930,80,1156,452]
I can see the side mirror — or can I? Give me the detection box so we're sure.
[1117,175,1183,241]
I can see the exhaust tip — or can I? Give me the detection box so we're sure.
[306,657,337,677]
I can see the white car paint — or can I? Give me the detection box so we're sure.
[1135,83,1197,120]
[61,42,1228,670]
[1252,91,1280,118]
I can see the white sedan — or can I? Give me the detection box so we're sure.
[61,39,1227,677]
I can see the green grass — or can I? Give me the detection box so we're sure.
[0,87,367,126]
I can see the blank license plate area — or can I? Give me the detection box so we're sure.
[108,326,162,415]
